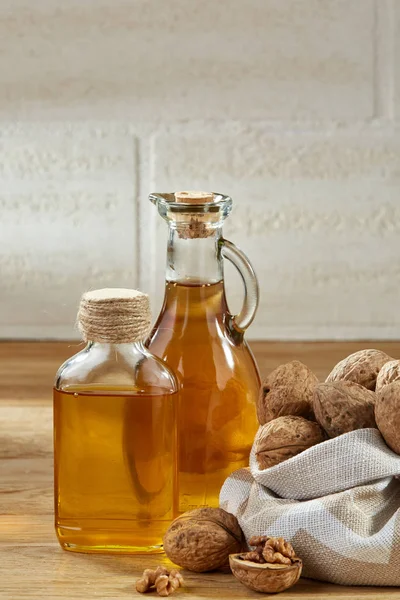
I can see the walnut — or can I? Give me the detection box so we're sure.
[155,572,183,597]
[242,536,296,565]
[163,507,244,572]
[230,536,302,593]
[326,349,393,390]
[262,537,296,564]
[241,550,264,563]
[136,566,167,592]
[248,535,269,546]
[375,381,400,454]
[241,536,268,563]
[313,381,376,438]
[254,415,325,469]
[376,360,400,391]
[136,567,183,596]
[257,361,319,425]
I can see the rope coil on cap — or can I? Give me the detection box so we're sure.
[77,288,151,344]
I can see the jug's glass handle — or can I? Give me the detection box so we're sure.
[220,238,259,336]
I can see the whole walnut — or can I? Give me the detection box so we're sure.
[254,416,325,469]
[376,360,400,392]
[257,361,319,425]
[313,381,376,438]
[163,507,244,572]
[375,381,400,454]
[326,349,393,390]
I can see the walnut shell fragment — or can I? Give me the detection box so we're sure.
[313,381,376,438]
[163,507,244,572]
[375,381,400,454]
[376,360,400,392]
[254,416,325,469]
[257,361,319,425]
[230,554,302,593]
[326,349,393,390]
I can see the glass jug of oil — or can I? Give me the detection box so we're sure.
[147,191,260,512]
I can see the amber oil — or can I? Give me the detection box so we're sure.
[148,280,260,512]
[54,385,177,554]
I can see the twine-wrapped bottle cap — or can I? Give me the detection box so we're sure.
[77,288,151,344]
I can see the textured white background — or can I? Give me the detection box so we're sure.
[0,0,399,340]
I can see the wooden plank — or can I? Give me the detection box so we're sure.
[2,542,400,600]
[0,407,52,457]
[0,458,53,515]
[2,340,400,404]
[0,341,84,405]
[2,341,400,599]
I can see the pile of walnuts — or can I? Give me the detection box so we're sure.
[144,348,400,597]
[255,349,400,467]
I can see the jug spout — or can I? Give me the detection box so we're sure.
[149,191,233,232]
[149,192,177,206]
[149,191,231,207]
[150,191,215,205]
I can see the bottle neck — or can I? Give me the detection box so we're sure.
[166,225,223,284]
[86,341,148,361]
[88,341,146,351]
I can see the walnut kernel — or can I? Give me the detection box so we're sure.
[136,566,183,596]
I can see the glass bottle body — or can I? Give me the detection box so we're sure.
[147,193,260,512]
[53,342,178,554]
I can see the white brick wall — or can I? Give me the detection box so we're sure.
[0,0,399,340]
[0,125,137,338]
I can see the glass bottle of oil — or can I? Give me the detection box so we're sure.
[147,191,260,512]
[53,288,178,554]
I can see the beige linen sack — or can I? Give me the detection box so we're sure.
[220,428,400,586]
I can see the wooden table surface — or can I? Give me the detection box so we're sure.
[2,340,400,600]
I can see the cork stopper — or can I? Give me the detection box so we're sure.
[174,191,214,204]
[77,288,151,344]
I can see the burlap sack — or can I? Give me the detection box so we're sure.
[220,428,400,586]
